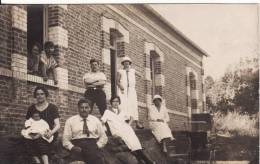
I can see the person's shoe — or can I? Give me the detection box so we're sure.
[54,80,58,85]
[136,121,144,129]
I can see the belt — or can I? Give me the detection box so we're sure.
[87,86,103,90]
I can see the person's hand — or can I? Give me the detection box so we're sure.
[31,133,41,140]
[119,87,124,94]
[44,130,52,139]
[71,146,82,153]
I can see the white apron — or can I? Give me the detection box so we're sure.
[148,105,174,142]
[101,110,142,151]
[117,68,138,120]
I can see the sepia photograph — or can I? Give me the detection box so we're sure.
[0,2,259,164]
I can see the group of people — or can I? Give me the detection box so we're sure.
[21,57,175,164]
[28,41,58,84]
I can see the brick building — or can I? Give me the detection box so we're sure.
[0,4,208,135]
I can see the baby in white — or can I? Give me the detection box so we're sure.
[21,111,53,143]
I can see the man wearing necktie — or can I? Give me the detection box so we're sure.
[117,56,144,129]
[63,98,107,164]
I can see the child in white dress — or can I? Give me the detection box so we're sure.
[148,95,174,154]
[21,111,53,164]
[21,112,53,143]
[101,96,155,164]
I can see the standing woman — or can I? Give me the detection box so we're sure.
[117,56,143,129]
[148,95,174,154]
[25,86,60,164]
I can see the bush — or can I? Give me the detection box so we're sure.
[213,111,259,137]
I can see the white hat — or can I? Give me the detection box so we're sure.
[153,95,163,102]
[121,56,132,65]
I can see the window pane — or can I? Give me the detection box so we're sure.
[27,5,44,53]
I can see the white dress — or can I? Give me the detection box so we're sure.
[21,118,54,143]
[148,105,174,142]
[101,109,142,151]
[117,68,138,120]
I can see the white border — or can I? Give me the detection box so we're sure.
[2,1,260,4]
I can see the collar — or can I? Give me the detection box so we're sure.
[111,108,119,114]
[79,115,90,121]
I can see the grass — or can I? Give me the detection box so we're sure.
[213,111,259,137]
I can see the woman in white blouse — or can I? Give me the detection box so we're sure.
[148,95,174,154]
[101,96,155,164]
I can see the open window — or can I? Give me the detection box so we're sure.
[27,5,48,72]
[109,29,121,97]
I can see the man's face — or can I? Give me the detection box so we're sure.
[78,102,90,118]
[45,46,55,55]
[32,113,41,121]
[35,89,47,104]
[91,62,99,72]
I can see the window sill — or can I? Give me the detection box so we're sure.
[27,73,57,87]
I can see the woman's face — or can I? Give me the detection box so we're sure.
[35,89,47,104]
[153,98,162,107]
[123,61,131,69]
[31,45,40,56]
[111,98,120,109]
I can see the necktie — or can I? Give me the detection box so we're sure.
[83,118,90,137]
[126,69,129,95]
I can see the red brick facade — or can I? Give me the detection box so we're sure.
[0,4,207,135]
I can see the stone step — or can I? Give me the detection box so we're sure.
[0,130,192,164]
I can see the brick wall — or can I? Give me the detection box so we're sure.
[0,5,205,135]
[0,6,12,69]
[66,5,102,88]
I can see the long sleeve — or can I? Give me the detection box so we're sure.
[96,120,108,148]
[62,119,74,150]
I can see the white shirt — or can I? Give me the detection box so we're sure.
[63,114,108,150]
[83,71,106,87]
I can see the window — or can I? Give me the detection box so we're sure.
[189,73,196,90]
[109,29,119,97]
[150,52,156,96]
[27,5,48,56]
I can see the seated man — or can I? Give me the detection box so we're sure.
[62,98,107,164]
[40,41,58,85]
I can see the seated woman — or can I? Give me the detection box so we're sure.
[25,86,61,164]
[101,96,155,164]
[148,95,175,154]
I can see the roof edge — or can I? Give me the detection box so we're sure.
[142,4,209,57]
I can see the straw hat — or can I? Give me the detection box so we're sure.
[121,56,132,65]
[152,95,163,102]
